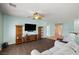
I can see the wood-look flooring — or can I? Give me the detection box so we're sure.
[0,39,54,55]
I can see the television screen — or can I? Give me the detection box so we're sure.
[25,24,36,31]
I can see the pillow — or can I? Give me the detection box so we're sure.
[54,41,79,55]
[63,33,76,42]
[55,40,66,47]
[31,49,41,55]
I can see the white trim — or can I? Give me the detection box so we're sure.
[0,48,2,51]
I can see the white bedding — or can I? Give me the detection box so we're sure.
[53,41,79,55]
[31,41,79,55]
[31,33,79,55]
[31,40,67,55]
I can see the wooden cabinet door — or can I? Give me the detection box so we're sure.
[38,27,43,40]
[16,25,23,44]
[28,35,37,41]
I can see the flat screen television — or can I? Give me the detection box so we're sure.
[25,24,36,31]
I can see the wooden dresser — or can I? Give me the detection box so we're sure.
[26,35,37,42]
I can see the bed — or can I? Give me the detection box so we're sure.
[31,34,79,55]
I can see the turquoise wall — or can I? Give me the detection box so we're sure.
[1,13,74,45]
[74,20,79,32]
[47,20,74,37]
[48,23,55,36]
[62,21,74,36]
[0,12,3,48]
[3,14,47,44]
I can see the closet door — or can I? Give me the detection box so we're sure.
[38,27,43,40]
[16,25,23,44]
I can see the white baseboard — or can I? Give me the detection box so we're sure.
[0,48,2,51]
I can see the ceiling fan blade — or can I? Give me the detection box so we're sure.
[26,16,32,18]
[9,3,16,7]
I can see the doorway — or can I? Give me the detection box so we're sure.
[55,23,63,39]
[16,25,23,44]
[37,27,43,40]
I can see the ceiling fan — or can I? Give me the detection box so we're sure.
[26,11,44,20]
[9,3,45,20]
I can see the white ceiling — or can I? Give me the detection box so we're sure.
[0,3,79,22]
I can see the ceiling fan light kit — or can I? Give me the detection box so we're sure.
[33,15,43,20]
[32,12,44,20]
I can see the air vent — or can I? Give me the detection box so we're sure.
[9,3,16,7]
